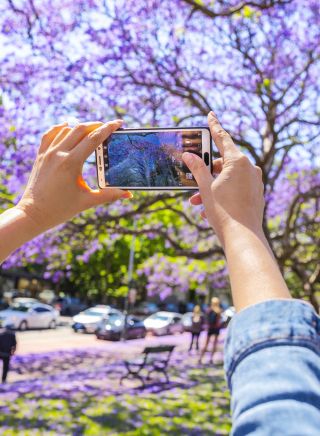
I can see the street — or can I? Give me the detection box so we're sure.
[15,325,196,355]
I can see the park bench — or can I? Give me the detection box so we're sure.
[120,345,175,387]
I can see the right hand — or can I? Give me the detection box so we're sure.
[182,111,265,245]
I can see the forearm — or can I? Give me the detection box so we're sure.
[0,207,41,264]
[223,224,291,312]
[224,300,320,435]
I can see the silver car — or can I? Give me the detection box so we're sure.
[72,305,122,333]
[0,301,59,330]
[144,311,184,336]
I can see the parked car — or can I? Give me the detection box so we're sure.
[3,289,21,302]
[96,314,147,341]
[72,305,122,333]
[0,299,9,311]
[159,302,180,313]
[186,302,195,312]
[0,301,59,330]
[54,296,87,316]
[133,302,159,317]
[13,297,39,305]
[144,311,184,336]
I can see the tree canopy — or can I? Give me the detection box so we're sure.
[0,0,319,308]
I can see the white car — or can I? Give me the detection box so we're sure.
[72,305,122,333]
[0,301,59,330]
[144,311,184,336]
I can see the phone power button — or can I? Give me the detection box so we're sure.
[204,152,210,165]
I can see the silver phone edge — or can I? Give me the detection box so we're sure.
[96,128,211,190]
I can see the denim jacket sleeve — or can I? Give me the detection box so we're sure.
[224,299,320,436]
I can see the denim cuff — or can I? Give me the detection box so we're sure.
[224,299,320,389]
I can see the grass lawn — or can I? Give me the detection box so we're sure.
[0,346,231,435]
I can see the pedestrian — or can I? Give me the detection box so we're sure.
[189,304,203,352]
[0,322,17,383]
[199,297,222,364]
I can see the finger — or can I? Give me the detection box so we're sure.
[57,122,104,151]
[208,111,241,160]
[86,188,133,207]
[50,126,73,148]
[182,152,214,187]
[74,120,123,161]
[255,166,264,195]
[189,158,222,206]
[212,158,223,174]
[255,165,263,180]
[76,176,133,206]
[190,192,202,206]
[39,122,68,153]
[182,152,214,202]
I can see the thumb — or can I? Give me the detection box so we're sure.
[86,188,133,207]
[208,111,240,160]
[182,152,213,200]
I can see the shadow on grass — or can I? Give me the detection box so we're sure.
[79,362,231,435]
[1,351,231,435]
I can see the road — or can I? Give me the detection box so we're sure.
[15,325,194,355]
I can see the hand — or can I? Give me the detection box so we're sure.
[183,112,290,311]
[182,111,264,245]
[16,120,132,233]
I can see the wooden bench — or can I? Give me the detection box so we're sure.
[120,345,175,387]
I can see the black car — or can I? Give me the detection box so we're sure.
[53,297,87,316]
[132,302,159,317]
[96,314,147,341]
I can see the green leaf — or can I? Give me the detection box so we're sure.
[243,5,255,19]
[114,105,127,114]
[194,0,205,6]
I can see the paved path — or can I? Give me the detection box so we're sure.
[15,327,200,355]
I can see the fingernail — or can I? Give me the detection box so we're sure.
[121,191,133,199]
[209,111,217,118]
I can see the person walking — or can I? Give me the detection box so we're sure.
[0,322,17,383]
[199,297,222,364]
[189,305,203,352]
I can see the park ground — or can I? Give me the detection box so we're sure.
[0,327,231,435]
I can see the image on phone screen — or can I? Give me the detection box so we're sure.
[101,129,209,189]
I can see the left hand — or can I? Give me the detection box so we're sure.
[16,120,132,233]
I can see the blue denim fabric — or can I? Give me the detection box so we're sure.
[224,299,320,435]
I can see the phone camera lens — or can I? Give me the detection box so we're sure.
[204,152,210,165]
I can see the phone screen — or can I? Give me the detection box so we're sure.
[102,130,205,188]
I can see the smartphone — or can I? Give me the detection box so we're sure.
[96,127,212,190]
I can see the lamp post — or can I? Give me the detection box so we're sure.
[122,223,137,340]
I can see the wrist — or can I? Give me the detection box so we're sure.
[0,206,44,264]
[220,222,291,311]
[15,200,49,235]
[2,206,42,244]
[217,221,266,251]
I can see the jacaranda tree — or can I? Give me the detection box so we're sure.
[0,0,319,308]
